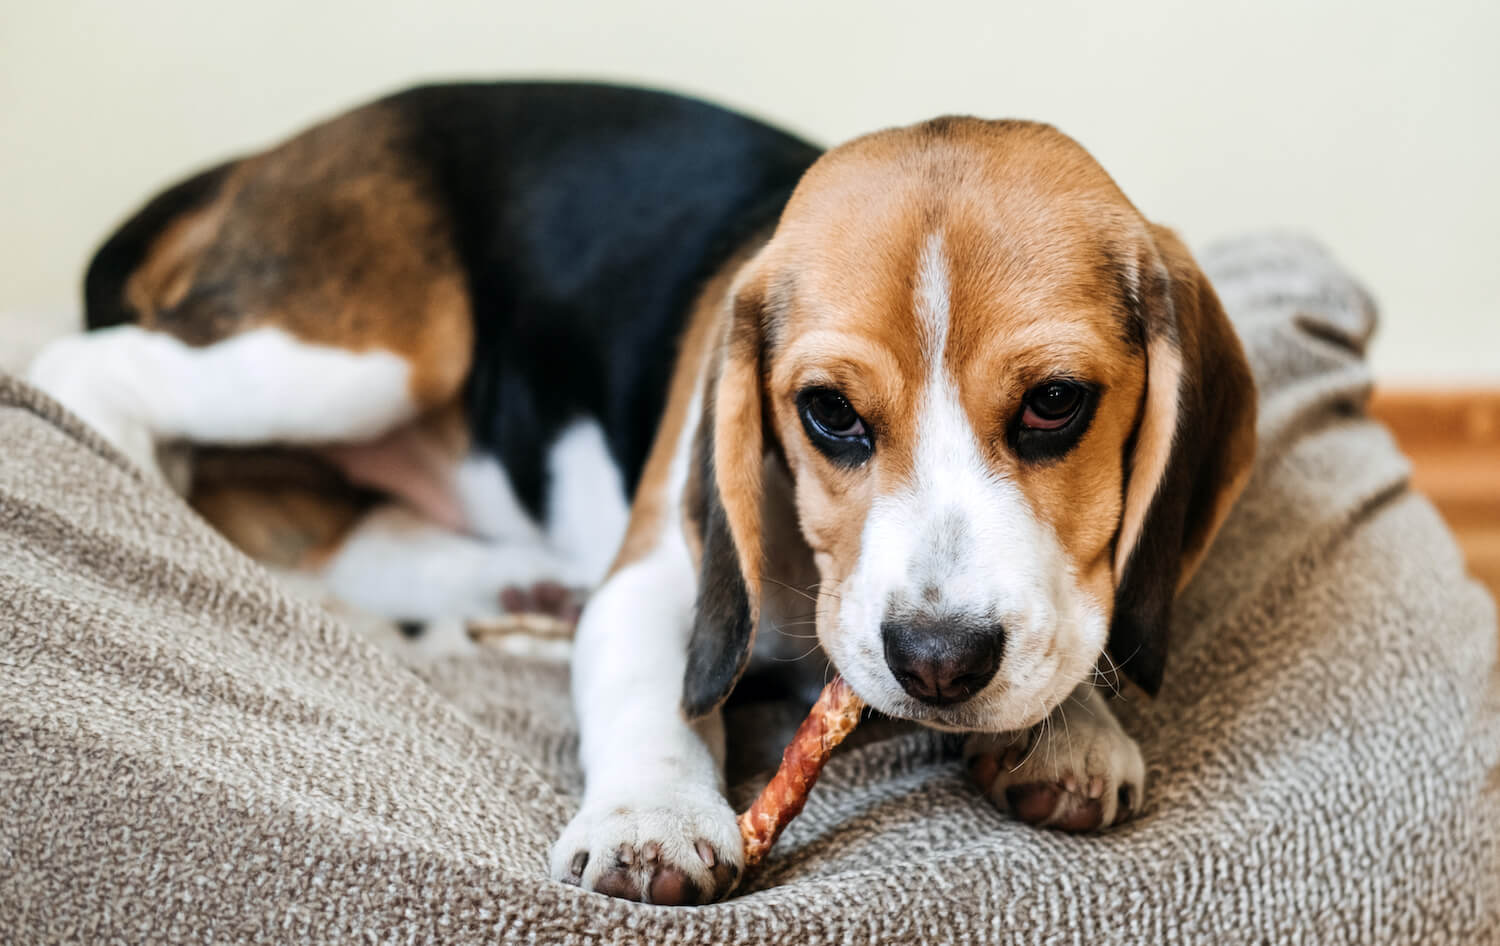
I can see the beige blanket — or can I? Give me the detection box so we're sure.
[2,234,1496,944]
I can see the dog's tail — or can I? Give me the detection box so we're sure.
[83,161,234,331]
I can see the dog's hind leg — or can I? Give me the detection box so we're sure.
[27,325,424,479]
[35,103,473,482]
[317,502,583,621]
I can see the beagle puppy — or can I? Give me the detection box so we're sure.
[28,82,1256,906]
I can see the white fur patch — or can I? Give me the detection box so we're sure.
[452,452,548,544]
[448,420,629,580]
[545,419,630,587]
[28,325,415,475]
[319,503,577,621]
[915,231,952,362]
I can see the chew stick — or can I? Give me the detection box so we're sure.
[466,612,574,642]
[738,676,866,867]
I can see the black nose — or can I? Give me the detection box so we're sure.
[881,618,1004,706]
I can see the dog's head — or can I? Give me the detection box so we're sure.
[683,118,1255,731]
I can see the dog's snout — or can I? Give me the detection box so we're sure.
[881,618,1004,706]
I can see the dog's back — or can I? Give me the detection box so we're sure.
[39,83,818,583]
[80,82,820,507]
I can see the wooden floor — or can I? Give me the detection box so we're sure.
[1369,389,1500,599]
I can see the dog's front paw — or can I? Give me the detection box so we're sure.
[964,691,1144,832]
[551,787,743,905]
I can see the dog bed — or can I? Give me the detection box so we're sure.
[2,234,1496,944]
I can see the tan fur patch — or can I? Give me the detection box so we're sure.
[124,102,473,410]
[189,448,372,568]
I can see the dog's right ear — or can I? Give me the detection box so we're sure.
[681,257,775,719]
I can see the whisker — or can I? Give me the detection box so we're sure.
[1093,650,1119,693]
[1041,711,1056,781]
[769,614,821,641]
[1056,699,1072,782]
[772,640,826,662]
[1011,703,1045,772]
[762,576,821,603]
[759,574,847,602]
[771,629,819,641]
[1095,643,1141,701]
[765,573,846,602]
[1088,666,1122,699]
[1067,687,1098,719]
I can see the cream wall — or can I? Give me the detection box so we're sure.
[3,0,1496,381]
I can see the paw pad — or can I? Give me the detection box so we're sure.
[499,580,586,626]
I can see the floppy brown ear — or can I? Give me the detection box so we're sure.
[1109,226,1257,695]
[681,261,773,719]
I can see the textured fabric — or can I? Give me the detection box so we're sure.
[2,234,1497,944]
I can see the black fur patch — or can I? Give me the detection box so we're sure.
[681,416,755,719]
[395,620,426,639]
[1110,370,1221,694]
[394,83,820,517]
[681,488,755,719]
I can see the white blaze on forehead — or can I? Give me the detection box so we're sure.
[915,232,951,367]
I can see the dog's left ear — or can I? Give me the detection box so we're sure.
[1110,226,1257,695]
[681,256,775,719]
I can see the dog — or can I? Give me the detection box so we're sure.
[28,82,1257,905]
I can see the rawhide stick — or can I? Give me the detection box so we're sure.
[466,611,574,643]
[738,675,865,867]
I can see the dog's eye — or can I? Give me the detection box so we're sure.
[1009,379,1098,463]
[797,388,873,466]
[1021,381,1086,430]
[804,390,864,437]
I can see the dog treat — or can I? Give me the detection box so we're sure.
[466,611,575,643]
[738,676,865,867]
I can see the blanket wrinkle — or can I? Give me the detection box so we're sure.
[2,233,1497,944]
